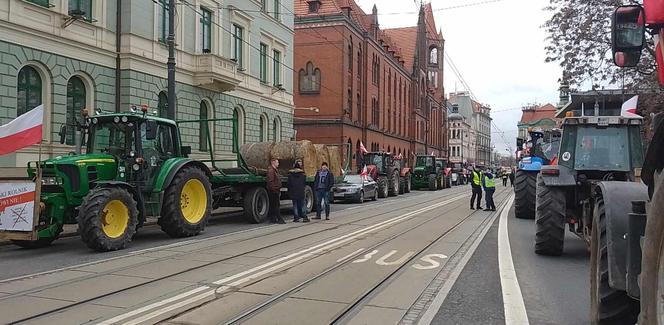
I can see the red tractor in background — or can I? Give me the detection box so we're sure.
[363,152,412,198]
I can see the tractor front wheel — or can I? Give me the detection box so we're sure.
[159,167,212,237]
[514,170,537,219]
[378,176,389,198]
[428,174,437,191]
[78,187,138,252]
[404,174,411,193]
[534,174,566,256]
[638,169,664,325]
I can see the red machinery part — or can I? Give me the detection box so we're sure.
[644,0,664,25]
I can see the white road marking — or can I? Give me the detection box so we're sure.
[412,254,448,270]
[97,195,469,325]
[497,195,529,324]
[337,248,366,263]
[417,192,514,325]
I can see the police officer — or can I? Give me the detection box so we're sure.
[483,170,496,211]
[469,165,484,210]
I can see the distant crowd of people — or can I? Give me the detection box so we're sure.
[267,158,335,224]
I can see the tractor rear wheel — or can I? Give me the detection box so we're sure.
[638,169,664,325]
[515,170,537,219]
[428,174,437,191]
[78,187,138,252]
[244,187,269,223]
[378,176,389,198]
[404,174,411,193]
[534,174,566,256]
[388,170,400,197]
[590,195,639,325]
[159,167,212,237]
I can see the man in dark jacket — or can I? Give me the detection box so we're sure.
[287,160,309,223]
[267,158,285,224]
[313,162,335,220]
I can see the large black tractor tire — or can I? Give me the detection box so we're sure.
[638,169,664,325]
[590,195,639,325]
[159,167,212,237]
[399,176,406,194]
[388,170,400,197]
[377,176,389,198]
[437,176,443,190]
[514,170,537,219]
[304,185,314,213]
[78,187,139,252]
[404,174,411,193]
[244,186,270,223]
[428,174,437,191]
[12,230,61,249]
[446,176,452,189]
[534,174,566,256]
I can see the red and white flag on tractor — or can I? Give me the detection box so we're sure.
[359,141,368,155]
[620,95,641,118]
[0,105,43,156]
[360,164,368,179]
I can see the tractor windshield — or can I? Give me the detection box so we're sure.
[561,125,643,171]
[89,120,135,156]
[416,156,434,167]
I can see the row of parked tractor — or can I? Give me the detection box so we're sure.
[507,4,664,323]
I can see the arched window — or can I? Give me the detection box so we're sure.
[233,106,245,151]
[273,116,281,142]
[356,93,360,122]
[348,39,353,73]
[259,113,268,142]
[157,91,168,118]
[346,89,352,118]
[199,101,210,151]
[66,76,86,145]
[17,66,42,116]
[299,61,321,94]
[429,47,438,65]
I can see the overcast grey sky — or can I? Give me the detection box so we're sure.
[356,0,562,155]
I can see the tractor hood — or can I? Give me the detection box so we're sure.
[30,154,118,196]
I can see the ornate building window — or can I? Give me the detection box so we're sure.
[66,76,86,145]
[17,66,42,116]
[429,47,438,65]
[298,61,321,94]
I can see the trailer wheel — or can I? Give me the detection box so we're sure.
[78,187,138,252]
[534,174,566,256]
[388,170,400,196]
[638,169,664,325]
[515,170,537,219]
[159,167,212,237]
[244,187,270,224]
[378,176,388,198]
[304,185,314,213]
[590,195,639,324]
[428,174,437,191]
[404,174,411,193]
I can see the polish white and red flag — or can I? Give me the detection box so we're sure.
[360,164,368,180]
[359,141,368,155]
[620,95,641,118]
[0,105,43,156]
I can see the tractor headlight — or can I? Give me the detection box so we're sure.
[41,177,62,186]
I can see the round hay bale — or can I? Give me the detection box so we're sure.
[240,142,275,172]
[326,145,343,176]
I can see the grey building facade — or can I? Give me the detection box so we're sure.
[0,0,294,167]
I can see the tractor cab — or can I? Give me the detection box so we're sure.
[363,152,394,177]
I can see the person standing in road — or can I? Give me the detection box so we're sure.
[267,158,285,224]
[313,162,335,220]
[509,167,515,187]
[501,170,508,186]
[287,160,310,223]
[469,166,484,210]
[483,170,497,211]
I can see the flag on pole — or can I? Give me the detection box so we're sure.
[0,105,43,156]
[360,164,368,180]
[359,141,368,155]
[620,95,641,118]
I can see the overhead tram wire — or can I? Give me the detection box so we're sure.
[176,0,349,103]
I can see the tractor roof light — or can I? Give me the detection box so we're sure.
[565,111,574,117]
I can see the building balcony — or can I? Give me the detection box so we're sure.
[192,54,242,92]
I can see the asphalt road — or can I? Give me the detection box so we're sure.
[433,185,590,325]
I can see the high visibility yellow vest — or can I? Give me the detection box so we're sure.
[485,176,496,188]
[472,171,481,186]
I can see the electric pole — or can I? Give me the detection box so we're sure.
[167,0,176,119]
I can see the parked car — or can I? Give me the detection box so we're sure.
[332,175,378,203]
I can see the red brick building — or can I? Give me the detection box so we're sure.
[294,1,447,171]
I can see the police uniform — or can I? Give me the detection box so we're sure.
[483,173,496,211]
[470,170,483,210]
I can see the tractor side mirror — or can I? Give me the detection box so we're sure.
[58,124,67,144]
[181,146,192,156]
[612,5,646,67]
[145,120,158,140]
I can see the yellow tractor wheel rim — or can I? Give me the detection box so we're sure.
[102,200,129,239]
[181,179,207,224]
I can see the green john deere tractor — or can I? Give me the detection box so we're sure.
[17,108,213,251]
[411,155,444,190]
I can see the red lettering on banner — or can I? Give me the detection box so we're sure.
[0,192,35,213]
